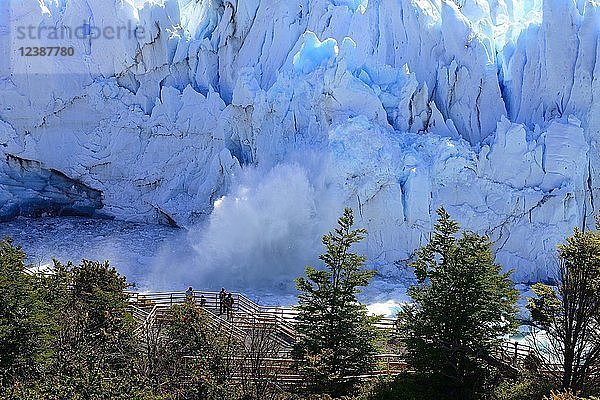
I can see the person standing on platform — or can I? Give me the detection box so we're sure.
[225,293,234,320]
[219,288,227,315]
[185,286,194,302]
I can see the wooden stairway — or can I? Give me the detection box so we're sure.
[128,290,298,351]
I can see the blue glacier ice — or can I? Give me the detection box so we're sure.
[0,0,598,290]
[293,32,340,74]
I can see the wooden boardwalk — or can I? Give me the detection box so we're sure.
[128,290,536,382]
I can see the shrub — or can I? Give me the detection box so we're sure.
[356,373,455,400]
[494,374,555,400]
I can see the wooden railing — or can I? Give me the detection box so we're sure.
[182,353,408,384]
[128,290,397,340]
[128,291,299,347]
[128,290,537,376]
[496,340,536,366]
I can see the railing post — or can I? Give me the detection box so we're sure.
[387,356,390,375]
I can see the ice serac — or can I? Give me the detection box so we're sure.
[0,0,598,284]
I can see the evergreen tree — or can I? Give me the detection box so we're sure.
[0,238,51,390]
[152,301,240,399]
[39,260,140,399]
[527,224,600,394]
[397,207,519,398]
[292,208,380,397]
[0,239,177,399]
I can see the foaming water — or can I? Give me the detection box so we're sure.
[154,163,346,295]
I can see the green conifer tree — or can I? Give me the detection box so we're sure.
[292,208,380,397]
[40,260,139,399]
[0,238,51,390]
[149,301,241,399]
[398,207,519,398]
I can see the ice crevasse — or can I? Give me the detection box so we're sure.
[0,0,598,284]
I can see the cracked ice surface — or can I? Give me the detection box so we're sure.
[0,0,599,291]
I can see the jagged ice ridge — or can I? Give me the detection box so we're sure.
[0,0,598,287]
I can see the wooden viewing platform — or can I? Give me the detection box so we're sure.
[127,290,538,384]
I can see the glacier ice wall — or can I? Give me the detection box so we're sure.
[0,0,598,284]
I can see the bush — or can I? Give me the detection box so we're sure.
[494,374,555,400]
[356,373,456,400]
[543,391,600,400]
[545,391,583,400]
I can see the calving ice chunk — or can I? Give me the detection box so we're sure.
[0,0,598,289]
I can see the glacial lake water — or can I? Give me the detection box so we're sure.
[0,216,415,314]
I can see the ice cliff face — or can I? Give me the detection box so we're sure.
[0,0,598,284]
